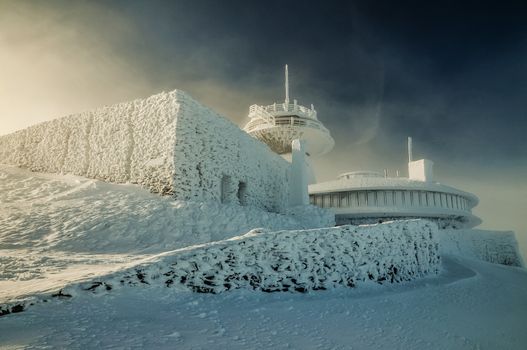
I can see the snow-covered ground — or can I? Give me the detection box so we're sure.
[1,256,526,349]
[0,165,329,303]
[1,165,527,349]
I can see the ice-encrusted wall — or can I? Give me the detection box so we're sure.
[172,93,289,212]
[78,220,440,294]
[0,93,179,194]
[440,229,524,267]
[0,90,290,212]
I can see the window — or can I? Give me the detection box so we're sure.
[358,191,367,207]
[331,193,340,207]
[350,192,358,207]
[420,192,426,206]
[367,191,376,206]
[434,193,440,207]
[386,191,394,205]
[323,194,331,208]
[395,191,404,206]
[237,182,247,206]
[221,175,231,203]
[340,192,349,207]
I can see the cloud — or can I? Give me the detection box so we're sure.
[0,1,155,135]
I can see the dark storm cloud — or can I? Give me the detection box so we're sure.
[83,0,527,171]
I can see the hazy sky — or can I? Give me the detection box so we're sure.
[1,0,526,258]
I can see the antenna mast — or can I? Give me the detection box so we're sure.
[285,64,289,105]
[408,137,413,163]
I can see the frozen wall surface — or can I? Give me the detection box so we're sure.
[69,219,440,294]
[0,90,290,212]
[440,229,524,267]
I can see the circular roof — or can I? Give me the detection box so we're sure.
[309,175,479,206]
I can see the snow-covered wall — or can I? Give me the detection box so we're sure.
[440,229,524,267]
[0,90,291,212]
[172,93,290,212]
[89,220,440,294]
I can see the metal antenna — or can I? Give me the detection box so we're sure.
[408,137,413,163]
[285,64,290,105]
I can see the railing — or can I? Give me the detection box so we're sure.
[243,114,330,135]
[248,104,275,126]
[249,102,317,120]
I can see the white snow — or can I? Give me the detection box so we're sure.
[0,165,331,303]
[1,256,526,349]
[440,228,524,267]
[28,219,436,298]
[1,166,526,349]
[0,90,292,212]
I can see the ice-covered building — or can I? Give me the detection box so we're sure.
[243,65,334,158]
[309,138,482,228]
[0,66,336,218]
[242,65,334,206]
[0,90,293,213]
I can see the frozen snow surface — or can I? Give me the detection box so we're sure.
[1,256,526,349]
[440,228,524,267]
[0,90,291,212]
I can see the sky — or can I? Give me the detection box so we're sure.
[0,0,526,258]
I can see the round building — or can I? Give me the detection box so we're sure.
[309,139,481,229]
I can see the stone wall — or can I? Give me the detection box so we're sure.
[87,219,440,294]
[440,229,524,267]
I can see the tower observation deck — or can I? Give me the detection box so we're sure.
[243,65,334,156]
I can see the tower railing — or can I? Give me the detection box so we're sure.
[255,102,317,119]
[248,104,276,125]
[244,113,331,135]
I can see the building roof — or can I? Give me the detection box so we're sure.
[309,176,479,207]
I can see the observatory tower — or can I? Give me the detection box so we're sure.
[243,65,334,158]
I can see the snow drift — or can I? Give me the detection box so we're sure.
[0,165,332,255]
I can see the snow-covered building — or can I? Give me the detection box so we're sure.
[309,138,481,228]
[243,65,334,158]
[242,65,334,206]
[0,90,293,213]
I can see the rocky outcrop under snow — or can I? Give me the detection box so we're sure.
[440,229,524,267]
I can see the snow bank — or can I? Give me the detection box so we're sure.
[0,90,291,212]
[440,229,524,267]
[66,220,440,295]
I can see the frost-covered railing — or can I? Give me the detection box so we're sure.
[247,104,276,125]
[244,113,331,135]
[249,102,317,118]
[257,102,317,119]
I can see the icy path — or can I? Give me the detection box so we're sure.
[1,256,526,350]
